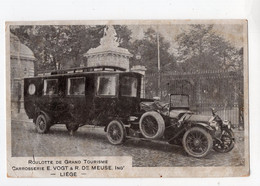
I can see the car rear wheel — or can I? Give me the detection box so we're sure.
[183,127,213,158]
[139,111,165,139]
[107,120,126,145]
[35,114,50,134]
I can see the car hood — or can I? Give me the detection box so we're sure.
[169,109,192,118]
[185,114,213,123]
[170,110,213,123]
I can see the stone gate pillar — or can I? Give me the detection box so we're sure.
[131,65,147,98]
[84,25,133,71]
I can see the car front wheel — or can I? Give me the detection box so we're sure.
[183,127,213,158]
[213,129,235,153]
[106,120,126,145]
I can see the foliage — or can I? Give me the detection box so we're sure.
[170,25,244,106]
[11,24,243,74]
[129,28,176,73]
[175,25,243,72]
[10,25,132,73]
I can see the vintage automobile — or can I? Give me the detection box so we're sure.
[138,94,235,157]
[24,66,235,158]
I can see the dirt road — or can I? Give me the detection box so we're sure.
[11,120,245,167]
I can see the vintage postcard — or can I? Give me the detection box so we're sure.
[6,20,249,178]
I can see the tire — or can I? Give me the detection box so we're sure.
[139,111,165,139]
[213,129,235,153]
[106,120,126,145]
[182,127,213,158]
[35,114,50,134]
[66,123,79,133]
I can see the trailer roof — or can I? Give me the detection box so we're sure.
[25,66,141,79]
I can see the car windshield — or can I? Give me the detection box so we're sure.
[120,76,137,97]
[170,95,189,108]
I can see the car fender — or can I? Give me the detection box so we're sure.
[193,122,214,131]
[222,127,235,139]
[104,119,126,133]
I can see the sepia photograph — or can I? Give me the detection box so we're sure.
[6,20,249,177]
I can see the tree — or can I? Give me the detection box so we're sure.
[129,28,176,73]
[11,25,94,72]
[174,25,244,108]
[114,25,132,48]
[127,27,177,98]
[175,25,242,72]
[10,25,132,73]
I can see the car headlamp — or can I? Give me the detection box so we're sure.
[210,121,219,130]
[223,120,231,129]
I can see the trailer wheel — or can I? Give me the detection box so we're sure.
[139,111,165,139]
[35,114,50,134]
[66,123,79,135]
[106,120,126,145]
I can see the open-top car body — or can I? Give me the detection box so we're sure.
[24,66,235,158]
[138,94,235,157]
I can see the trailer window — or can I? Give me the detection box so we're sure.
[67,77,85,95]
[120,76,137,97]
[28,83,36,95]
[43,79,58,96]
[97,75,116,96]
